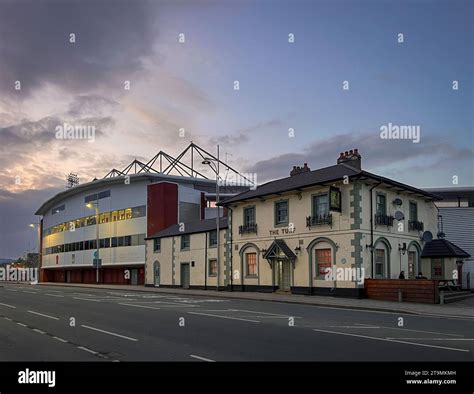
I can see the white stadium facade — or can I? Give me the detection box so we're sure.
[34,143,250,285]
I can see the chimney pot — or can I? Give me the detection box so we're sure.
[337,149,361,170]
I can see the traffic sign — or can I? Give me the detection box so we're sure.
[93,251,98,258]
[93,259,102,268]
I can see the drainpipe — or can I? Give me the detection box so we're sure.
[370,182,382,278]
[227,206,234,292]
[205,232,208,290]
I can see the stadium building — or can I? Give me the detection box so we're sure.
[34,143,251,285]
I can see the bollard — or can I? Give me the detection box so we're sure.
[398,289,403,303]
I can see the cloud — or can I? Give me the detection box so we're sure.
[244,131,474,183]
[67,94,120,117]
[209,119,283,146]
[0,0,158,98]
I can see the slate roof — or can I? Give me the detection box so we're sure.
[421,239,471,258]
[146,217,228,239]
[219,163,441,205]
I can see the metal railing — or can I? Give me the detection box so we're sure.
[306,213,332,227]
[239,223,258,235]
[408,220,424,231]
[374,214,394,227]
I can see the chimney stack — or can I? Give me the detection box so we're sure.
[337,149,362,170]
[290,163,311,176]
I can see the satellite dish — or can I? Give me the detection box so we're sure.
[393,198,402,206]
[394,211,404,221]
[421,231,433,242]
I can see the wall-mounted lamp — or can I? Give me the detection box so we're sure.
[294,246,302,254]
[398,243,407,255]
[261,248,267,255]
[297,192,302,200]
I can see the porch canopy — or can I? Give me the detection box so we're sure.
[263,239,297,265]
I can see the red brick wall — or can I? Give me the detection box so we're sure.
[147,182,178,237]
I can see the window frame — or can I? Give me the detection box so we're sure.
[431,258,444,279]
[245,252,258,277]
[153,238,161,253]
[312,192,329,218]
[180,234,190,251]
[314,248,332,279]
[208,258,218,276]
[243,205,256,226]
[208,230,218,248]
[376,193,387,216]
[274,199,289,227]
[375,248,386,278]
[409,201,418,222]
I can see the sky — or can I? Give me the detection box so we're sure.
[0,0,472,258]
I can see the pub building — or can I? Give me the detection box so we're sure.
[146,149,470,298]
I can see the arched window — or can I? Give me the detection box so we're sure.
[407,241,421,279]
[307,237,337,281]
[239,243,260,278]
[373,237,391,279]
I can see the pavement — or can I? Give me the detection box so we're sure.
[38,281,474,319]
[0,282,472,362]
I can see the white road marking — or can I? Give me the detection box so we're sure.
[73,297,100,302]
[33,329,46,334]
[81,325,138,342]
[302,304,474,321]
[4,289,18,292]
[355,323,463,337]
[28,310,59,320]
[312,328,469,353]
[0,302,16,309]
[190,354,215,362]
[53,336,68,343]
[72,293,95,296]
[4,317,12,321]
[325,325,380,329]
[22,291,37,294]
[119,303,161,310]
[17,322,27,327]
[188,311,260,323]
[77,346,98,355]
[131,301,197,307]
[45,294,65,298]
[231,309,299,317]
[386,338,474,341]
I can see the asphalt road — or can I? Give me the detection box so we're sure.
[0,283,472,362]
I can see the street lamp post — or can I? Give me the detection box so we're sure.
[29,223,41,281]
[86,200,100,284]
[202,145,221,291]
